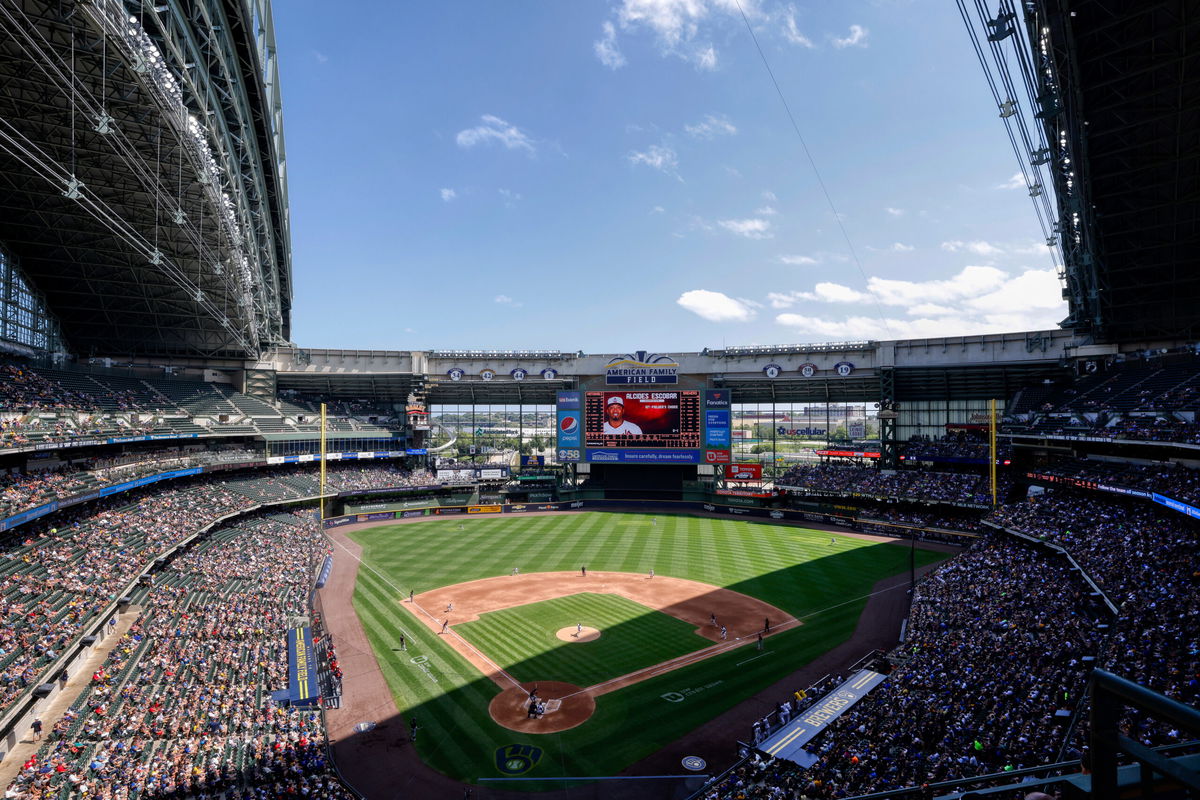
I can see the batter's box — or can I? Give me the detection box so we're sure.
[543,699,562,713]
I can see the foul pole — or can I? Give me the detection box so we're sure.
[320,402,328,520]
[989,398,998,508]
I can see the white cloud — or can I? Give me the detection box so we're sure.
[677,289,758,322]
[440,188,456,202]
[890,242,914,252]
[767,291,803,308]
[755,205,778,216]
[628,144,681,178]
[685,113,737,139]
[718,218,773,239]
[771,266,1065,339]
[498,188,522,206]
[777,254,818,265]
[456,115,536,154]
[941,239,1004,257]
[996,172,1026,190]
[762,190,778,202]
[613,0,755,68]
[494,294,514,304]
[313,51,329,64]
[885,207,904,216]
[832,24,868,48]
[725,166,743,178]
[594,21,627,69]
[651,205,665,214]
[781,5,814,47]
[909,302,956,316]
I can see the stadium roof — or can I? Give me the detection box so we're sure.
[0,0,291,359]
[1034,0,1198,343]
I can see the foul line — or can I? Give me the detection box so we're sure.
[326,534,526,694]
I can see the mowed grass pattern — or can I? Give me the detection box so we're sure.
[348,512,949,785]
[454,593,710,686]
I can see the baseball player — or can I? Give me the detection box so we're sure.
[720,625,727,641]
[440,620,449,634]
[710,612,717,627]
[409,589,414,603]
[575,622,582,637]
[512,566,519,576]
[648,568,654,579]
[446,602,453,613]
[399,634,406,651]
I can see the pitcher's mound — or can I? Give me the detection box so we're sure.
[489,681,596,733]
[556,626,600,642]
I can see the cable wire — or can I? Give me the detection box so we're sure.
[731,0,893,339]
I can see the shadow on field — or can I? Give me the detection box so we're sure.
[321,519,954,800]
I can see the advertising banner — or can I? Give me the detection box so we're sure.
[520,455,545,467]
[726,463,763,481]
[605,351,679,385]
[286,627,320,707]
[704,449,732,464]
[586,449,701,464]
[468,505,503,514]
[556,389,582,459]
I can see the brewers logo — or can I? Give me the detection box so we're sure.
[495,744,543,775]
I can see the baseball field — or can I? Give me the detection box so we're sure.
[340,512,947,790]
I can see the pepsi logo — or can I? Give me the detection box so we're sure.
[559,415,578,433]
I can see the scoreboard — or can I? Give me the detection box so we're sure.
[557,388,730,465]
[585,391,701,449]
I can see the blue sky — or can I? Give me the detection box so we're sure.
[275,0,1065,353]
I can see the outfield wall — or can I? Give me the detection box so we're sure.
[320,499,979,543]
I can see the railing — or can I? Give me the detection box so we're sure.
[1090,669,1200,800]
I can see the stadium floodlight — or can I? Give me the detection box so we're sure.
[61,176,84,200]
[92,112,115,135]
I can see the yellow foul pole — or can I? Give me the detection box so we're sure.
[319,402,328,522]
[989,398,998,508]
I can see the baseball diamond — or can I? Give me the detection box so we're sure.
[322,511,949,788]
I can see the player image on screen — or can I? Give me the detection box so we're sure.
[584,391,701,449]
[603,396,643,435]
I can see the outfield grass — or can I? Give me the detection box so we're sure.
[453,592,711,687]
[348,512,947,787]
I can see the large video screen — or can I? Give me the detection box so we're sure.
[584,391,701,449]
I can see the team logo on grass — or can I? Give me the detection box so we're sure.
[495,744,543,775]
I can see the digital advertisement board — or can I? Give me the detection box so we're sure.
[585,391,701,450]
[553,385,732,465]
[556,391,582,462]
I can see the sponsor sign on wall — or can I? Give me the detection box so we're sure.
[726,463,763,481]
[556,391,582,457]
[605,351,679,385]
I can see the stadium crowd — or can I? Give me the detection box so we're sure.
[778,465,1007,506]
[0,458,434,523]
[1027,459,1200,506]
[706,537,1101,798]
[4,511,353,799]
[0,463,422,720]
[991,490,1200,748]
[901,435,1011,463]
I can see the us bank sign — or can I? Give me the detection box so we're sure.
[605,351,679,385]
